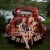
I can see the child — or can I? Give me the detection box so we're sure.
[15,17,30,49]
[28,14,34,39]
[28,14,38,45]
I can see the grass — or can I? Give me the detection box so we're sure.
[0,18,50,50]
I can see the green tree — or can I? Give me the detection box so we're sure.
[0,15,7,33]
[0,0,47,11]
[47,0,50,17]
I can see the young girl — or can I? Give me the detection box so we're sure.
[19,17,30,49]
[15,17,30,49]
[28,14,38,45]
[28,14,34,40]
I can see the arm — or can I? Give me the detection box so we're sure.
[18,23,24,32]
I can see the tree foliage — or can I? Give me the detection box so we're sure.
[0,15,7,33]
[47,0,50,17]
[0,0,47,10]
[0,0,47,15]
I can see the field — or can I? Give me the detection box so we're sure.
[0,18,50,50]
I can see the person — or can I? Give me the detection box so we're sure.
[28,14,38,45]
[10,17,30,49]
[28,14,34,40]
[18,17,30,49]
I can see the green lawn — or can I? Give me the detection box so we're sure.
[0,18,50,50]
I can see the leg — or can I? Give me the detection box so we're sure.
[28,31,31,39]
[28,31,34,45]
[30,33,33,45]
[21,32,30,49]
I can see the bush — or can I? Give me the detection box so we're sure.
[0,16,7,33]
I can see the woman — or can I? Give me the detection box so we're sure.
[18,17,30,49]
[28,14,38,45]
[11,17,30,49]
[28,14,34,39]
